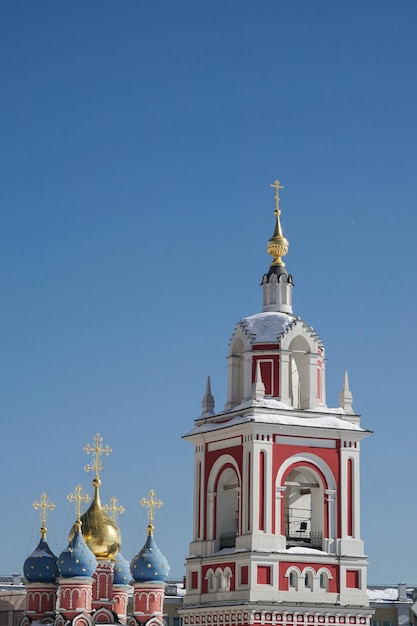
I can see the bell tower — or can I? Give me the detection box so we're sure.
[180,182,372,626]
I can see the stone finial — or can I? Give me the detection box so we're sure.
[252,361,265,400]
[339,370,354,414]
[202,376,215,415]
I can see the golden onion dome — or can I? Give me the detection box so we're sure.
[267,179,289,267]
[69,478,121,560]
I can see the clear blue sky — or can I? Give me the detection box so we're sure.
[1,1,416,584]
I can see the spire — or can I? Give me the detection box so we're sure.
[267,179,289,267]
[339,370,354,414]
[201,376,215,415]
[251,361,265,401]
[262,179,294,314]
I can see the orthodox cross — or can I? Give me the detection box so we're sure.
[33,492,55,539]
[141,489,163,531]
[104,496,125,522]
[270,179,284,214]
[83,433,112,483]
[67,484,90,528]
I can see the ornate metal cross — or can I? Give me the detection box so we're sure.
[83,433,112,482]
[104,496,125,522]
[67,484,91,526]
[141,489,163,529]
[270,179,284,213]
[33,492,56,539]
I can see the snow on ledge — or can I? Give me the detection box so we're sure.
[278,546,329,555]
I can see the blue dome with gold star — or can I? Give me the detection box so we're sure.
[23,537,59,583]
[130,530,170,582]
[58,528,97,578]
[113,552,131,585]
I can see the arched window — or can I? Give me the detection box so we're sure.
[284,467,324,550]
[319,571,328,591]
[289,571,297,589]
[206,569,215,592]
[216,467,239,548]
[215,569,222,592]
[304,571,313,590]
[223,567,232,592]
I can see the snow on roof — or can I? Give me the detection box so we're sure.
[240,311,296,342]
[367,588,399,601]
[186,409,363,437]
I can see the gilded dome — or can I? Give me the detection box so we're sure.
[69,480,121,560]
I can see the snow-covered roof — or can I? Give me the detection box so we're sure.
[239,311,295,343]
[186,410,364,437]
[367,588,400,601]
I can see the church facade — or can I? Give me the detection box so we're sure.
[180,181,373,626]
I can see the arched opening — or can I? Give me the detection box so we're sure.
[284,466,324,550]
[289,571,297,590]
[216,467,239,549]
[319,571,329,591]
[288,336,310,409]
[304,571,313,591]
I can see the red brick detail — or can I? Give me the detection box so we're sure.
[346,570,360,588]
[191,571,198,589]
[252,344,280,351]
[257,565,271,585]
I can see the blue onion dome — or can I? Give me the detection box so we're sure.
[113,552,131,585]
[58,524,97,578]
[24,536,59,583]
[130,526,170,582]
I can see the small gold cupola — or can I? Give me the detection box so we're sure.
[267,179,289,266]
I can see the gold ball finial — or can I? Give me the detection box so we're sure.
[267,179,289,266]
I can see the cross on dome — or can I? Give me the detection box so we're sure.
[141,489,163,534]
[33,492,55,539]
[67,484,90,529]
[270,178,284,215]
[104,496,125,522]
[83,433,112,487]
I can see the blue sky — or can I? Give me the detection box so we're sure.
[1,1,416,584]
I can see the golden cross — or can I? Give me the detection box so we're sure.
[67,484,91,527]
[104,496,125,523]
[270,179,284,214]
[140,489,163,530]
[33,492,56,539]
[83,433,112,482]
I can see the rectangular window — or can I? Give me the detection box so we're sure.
[346,570,360,588]
[191,571,199,589]
[257,565,271,585]
[240,566,249,585]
